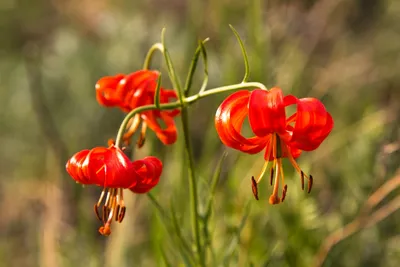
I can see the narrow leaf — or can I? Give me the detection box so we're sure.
[204,151,227,220]
[222,202,251,265]
[198,40,209,94]
[154,73,162,109]
[161,28,183,99]
[229,24,250,83]
[170,200,197,265]
[160,247,173,267]
[184,38,209,96]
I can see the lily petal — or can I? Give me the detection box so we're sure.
[290,98,334,151]
[215,90,268,154]
[249,88,287,137]
[95,74,125,106]
[142,110,177,145]
[130,156,163,193]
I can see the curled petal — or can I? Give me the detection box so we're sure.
[249,88,287,137]
[290,98,334,151]
[118,70,159,111]
[142,111,177,145]
[66,149,91,184]
[96,74,125,107]
[215,90,267,154]
[130,156,163,193]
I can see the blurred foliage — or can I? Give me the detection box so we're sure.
[1,0,400,266]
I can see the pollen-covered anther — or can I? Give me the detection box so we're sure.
[308,175,313,194]
[300,171,305,191]
[251,176,259,200]
[137,121,148,148]
[269,167,274,186]
[281,184,288,202]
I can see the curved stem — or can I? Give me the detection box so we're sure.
[114,82,267,148]
[143,43,164,70]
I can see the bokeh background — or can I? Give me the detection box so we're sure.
[1,0,399,266]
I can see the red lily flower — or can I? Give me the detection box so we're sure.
[66,145,162,236]
[215,88,333,204]
[96,70,180,146]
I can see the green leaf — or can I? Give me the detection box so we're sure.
[229,24,250,83]
[154,73,162,109]
[184,38,210,96]
[204,151,227,220]
[161,28,183,100]
[170,200,197,265]
[222,202,251,265]
[160,247,173,267]
[198,40,209,94]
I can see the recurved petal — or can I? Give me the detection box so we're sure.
[66,149,91,184]
[290,98,334,151]
[129,156,163,194]
[215,90,267,154]
[117,70,158,101]
[85,147,109,187]
[248,88,287,137]
[142,111,177,145]
[95,74,125,106]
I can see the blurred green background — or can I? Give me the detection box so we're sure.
[1,0,400,266]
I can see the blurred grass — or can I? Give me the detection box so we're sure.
[1,0,400,266]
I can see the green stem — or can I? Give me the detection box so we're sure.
[114,82,267,148]
[180,106,204,266]
[143,43,164,70]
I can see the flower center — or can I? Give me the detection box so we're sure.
[251,133,314,204]
[94,187,126,236]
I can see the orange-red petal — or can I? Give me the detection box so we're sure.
[248,88,287,137]
[130,156,163,193]
[289,97,334,151]
[95,74,125,107]
[215,90,268,154]
[66,149,91,184]
[142,110,177,145]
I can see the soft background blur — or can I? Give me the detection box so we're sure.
[1,0,400,266]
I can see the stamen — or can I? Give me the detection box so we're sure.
[97,188,107,206]
[102,206,108,223]
[300,171,305,191]
[137,122,147,148]
[308,175,313,194]
[115,205,121,221]
[251,176,259,200]
[270,167,274,186]
[118,207,126,222]
[94,204,101,221]
[123,114,141,145]
[281,184,288,202]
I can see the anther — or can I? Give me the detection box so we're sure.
[137,135,145,148]
[102,206,108,223]
[94,204,102,221]
[118,207,126,223]
[251,176,259,200]
[270,167,274,186]
[281,184,288,202]
[308,175,313,194]
[115,205,121,221]
[300,171,305,191]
